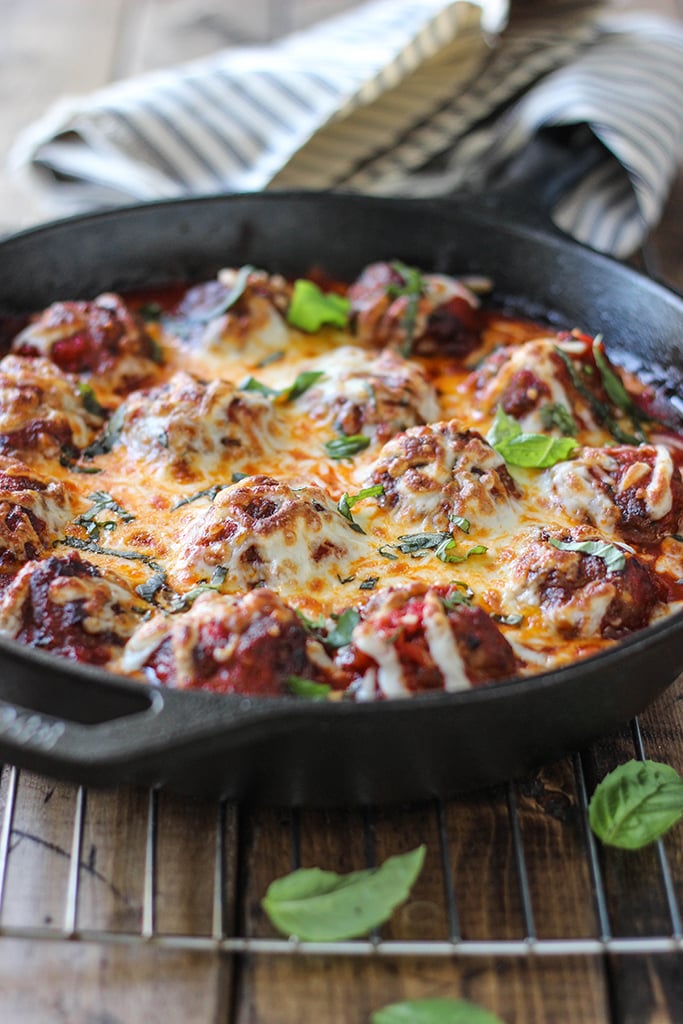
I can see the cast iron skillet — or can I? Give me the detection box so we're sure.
[0,136,682,805]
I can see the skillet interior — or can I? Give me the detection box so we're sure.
[0,191,682,805]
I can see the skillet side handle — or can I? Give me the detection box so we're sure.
[0,685,288,788]
[470,125,609,233]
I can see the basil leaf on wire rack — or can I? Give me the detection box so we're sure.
[372,997,507,1024]
[261,845,425,941]
[589,760,683,850]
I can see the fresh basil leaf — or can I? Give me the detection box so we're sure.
[548,537,626,572]
[324,434,371,460]
[372,997,506,1024]
[74,491,135,541]
[261,845,425,941]
[240,376,278,397]
[135,571,167,603]
[394,532,452,555]
[589,760,683,849]
[489,407,577,468]
[539,401,578,437]
[441,588,472,609]
[287,676,332,700]
[199,264,255,322]
[287,279,350,332]
[59,447,103,474]
[295,609,327,632]
[325,608,361,649]
[592,336,636,415]
[83,404,126,457]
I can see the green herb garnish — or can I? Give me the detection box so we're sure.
[325,608,360,649]
[323,434,371,460]
[488,406,577,468]
[287,279,350,332]
[83,404,126,458]
[337,484,383,532]
[287,676,332,700]
[261,845,425,941]
[539,401,578,437]
[387,261,425,357]
[172,483,230,511]
[77,383,107,418]
[589,760,683,850]
[548,537,626,572]
[74,491,135,541]
[59,447,103,475]
[359,577,379,590]
[492,612,524,627]
[554,345,641,445]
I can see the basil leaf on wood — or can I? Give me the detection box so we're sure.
[372,997,507,1024]
[589,760,683,849]
[548,537,626,572]
[261,845,425,941]
[324,434,371,460]
[287,279,350,332]
[488,407,577,468]
[287,676,332,700]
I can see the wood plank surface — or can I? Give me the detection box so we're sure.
[1,1,683,1022]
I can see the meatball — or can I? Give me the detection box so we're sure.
[348,261,483,356]
[363,422,519,533]
[0,553,144,665]
[0,355,105,457]
[298,346,439,443]
[0,457,73,571]
[113,370,281,481]
[12,292,161,392]
[119,588,331,696]
[503,529,665,639]
[169,475,370,594]
[546,444,683,546]
[336,584,517,699]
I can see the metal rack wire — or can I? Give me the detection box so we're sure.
[0,713,681,959]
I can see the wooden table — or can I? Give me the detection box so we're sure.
[1,2,683,1021]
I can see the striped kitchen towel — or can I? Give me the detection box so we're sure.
[8,0,683,257]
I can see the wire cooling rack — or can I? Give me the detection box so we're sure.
[0,715,681,959]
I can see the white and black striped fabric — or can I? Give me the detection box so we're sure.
[9,1,683,257]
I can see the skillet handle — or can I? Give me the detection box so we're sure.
[468,125,608,233]
[0,648,294,789]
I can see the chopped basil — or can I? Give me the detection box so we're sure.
[323,434,371,460]
[83,404,126,458]
[488,407,577,468]
[372,997,506,1024]
[77,382,107,418]
[57,535,165,575]
[287,676,332,700]
[171,483,230,510]
[231,472,249,483]
[593,336,648,442]
[589,760,683,849]
[378,544,399,561]
[449,515,470,533]
[671,534,683,543]
[325,608,360,649]
[337,573,356,585]
[287,279,350,332]
[359,577,379,590]
[337,484,383,532]
[548,537,626,572]
[387,261,425,357]
[554,345,642,446]
[392,533,486,565]
[59,447,103,474]
[135,571,167,603]
[492,612,524,627]
[261,845,425,941]
[441,588,472,609]
[256,350,285,368]
[241,369,325,403]
[295,609,326,632]
[75,491,135,541]
[539,401,578,437]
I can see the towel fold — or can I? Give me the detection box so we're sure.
[9,0,683,258]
